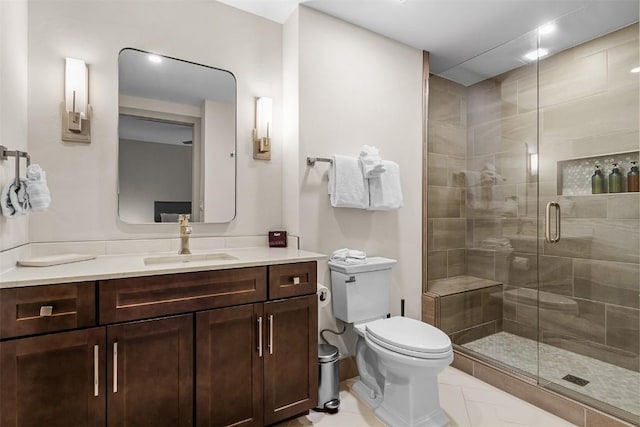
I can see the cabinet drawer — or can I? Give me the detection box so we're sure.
[99,267,267,323]
[0,282,96,339]
[268,262,317,300]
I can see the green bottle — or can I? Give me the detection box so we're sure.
[591,164,604,194]
[609,163,623,193]
[628,161,639,192]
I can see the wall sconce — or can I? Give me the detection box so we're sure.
[253,96,272,160]
[62,57,91,143]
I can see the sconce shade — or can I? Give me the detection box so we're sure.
[253,96,272,160]
[62,57,91,142]
[65,57,88,118]
[256,97,272,139]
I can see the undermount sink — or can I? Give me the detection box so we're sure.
[143,253,238,266]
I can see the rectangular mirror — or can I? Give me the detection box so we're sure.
[118,48,236,224]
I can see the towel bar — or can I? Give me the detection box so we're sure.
[0,145,32,187]
[307,157,333,166]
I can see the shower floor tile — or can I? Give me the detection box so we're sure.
[463,331,640,417]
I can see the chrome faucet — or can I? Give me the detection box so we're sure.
[178,214,192,255]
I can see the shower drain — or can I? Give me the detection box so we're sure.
[562,374,590,387]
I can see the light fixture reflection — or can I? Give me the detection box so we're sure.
[524,48,549,61]
[538,23,556,35]
[529,153,538,176]
[148,54,162,63]
[631,66,640,73]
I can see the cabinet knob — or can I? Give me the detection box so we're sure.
[293,276,300,285]
[39,305,53,316]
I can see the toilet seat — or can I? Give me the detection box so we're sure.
[364,317,452,359]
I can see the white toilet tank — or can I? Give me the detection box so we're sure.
[329,257,397,323]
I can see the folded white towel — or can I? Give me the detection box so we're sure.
[331,248,367,260]
[328,155,369,209]
[368,160,403,211]
[330,248,368,265]
[25,164,51,212]
[359,145,386,178]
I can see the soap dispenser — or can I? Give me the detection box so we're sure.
[591,164,604,194]
[609,163,623,193]
[628,161,639,192]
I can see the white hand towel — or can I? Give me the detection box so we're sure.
[464,170,482,209]
[328,155,369,209]
[368,160,403,211]
[359,145,386,178]
[1,181,29,217]
[9,181,29,214]
[1,183,15,217]
[25,164,51,212]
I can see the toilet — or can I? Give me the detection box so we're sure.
[330,257,453,427]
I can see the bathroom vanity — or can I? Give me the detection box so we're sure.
[0,248,322,427]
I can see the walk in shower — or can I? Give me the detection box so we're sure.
[426,4,639,424]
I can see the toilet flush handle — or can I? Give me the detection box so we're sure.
[345,276,356,283]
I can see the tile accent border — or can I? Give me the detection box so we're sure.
[451,350,636,427]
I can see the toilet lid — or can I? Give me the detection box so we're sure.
[365,316,451,355]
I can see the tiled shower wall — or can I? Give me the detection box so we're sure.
[426,76,468,280]
[428,23,640,372]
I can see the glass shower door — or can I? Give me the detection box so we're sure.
[537,18,640,424]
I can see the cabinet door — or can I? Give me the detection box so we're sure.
[196,304,263,427]
[0,328,106,427]
[263,295,318,425]
[107,314,193,427]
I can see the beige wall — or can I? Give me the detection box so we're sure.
[0,0,29,251]
[202,100,236,223]
[292,7,423,355]
[26,0,284,243]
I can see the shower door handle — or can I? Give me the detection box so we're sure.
[545,201,561,243]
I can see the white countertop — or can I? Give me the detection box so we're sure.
[0,247,326,289]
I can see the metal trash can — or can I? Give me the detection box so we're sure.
[315,344,340,413]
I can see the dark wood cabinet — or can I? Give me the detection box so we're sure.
[268,262,316,300]
[0,281,95,339]
[100,267,267,323]
[0,261,318,427]
[264,295,318,425]
[196,295,318,427]
[196,304,263,427]
[0,328,106,427]
[107,314,194,427]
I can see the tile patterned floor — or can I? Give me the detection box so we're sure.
[463,332,640,417]
[276,366,576,426]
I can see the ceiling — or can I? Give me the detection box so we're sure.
[218,0,639,76]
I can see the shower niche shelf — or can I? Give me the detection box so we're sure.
[557,151,639,195]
